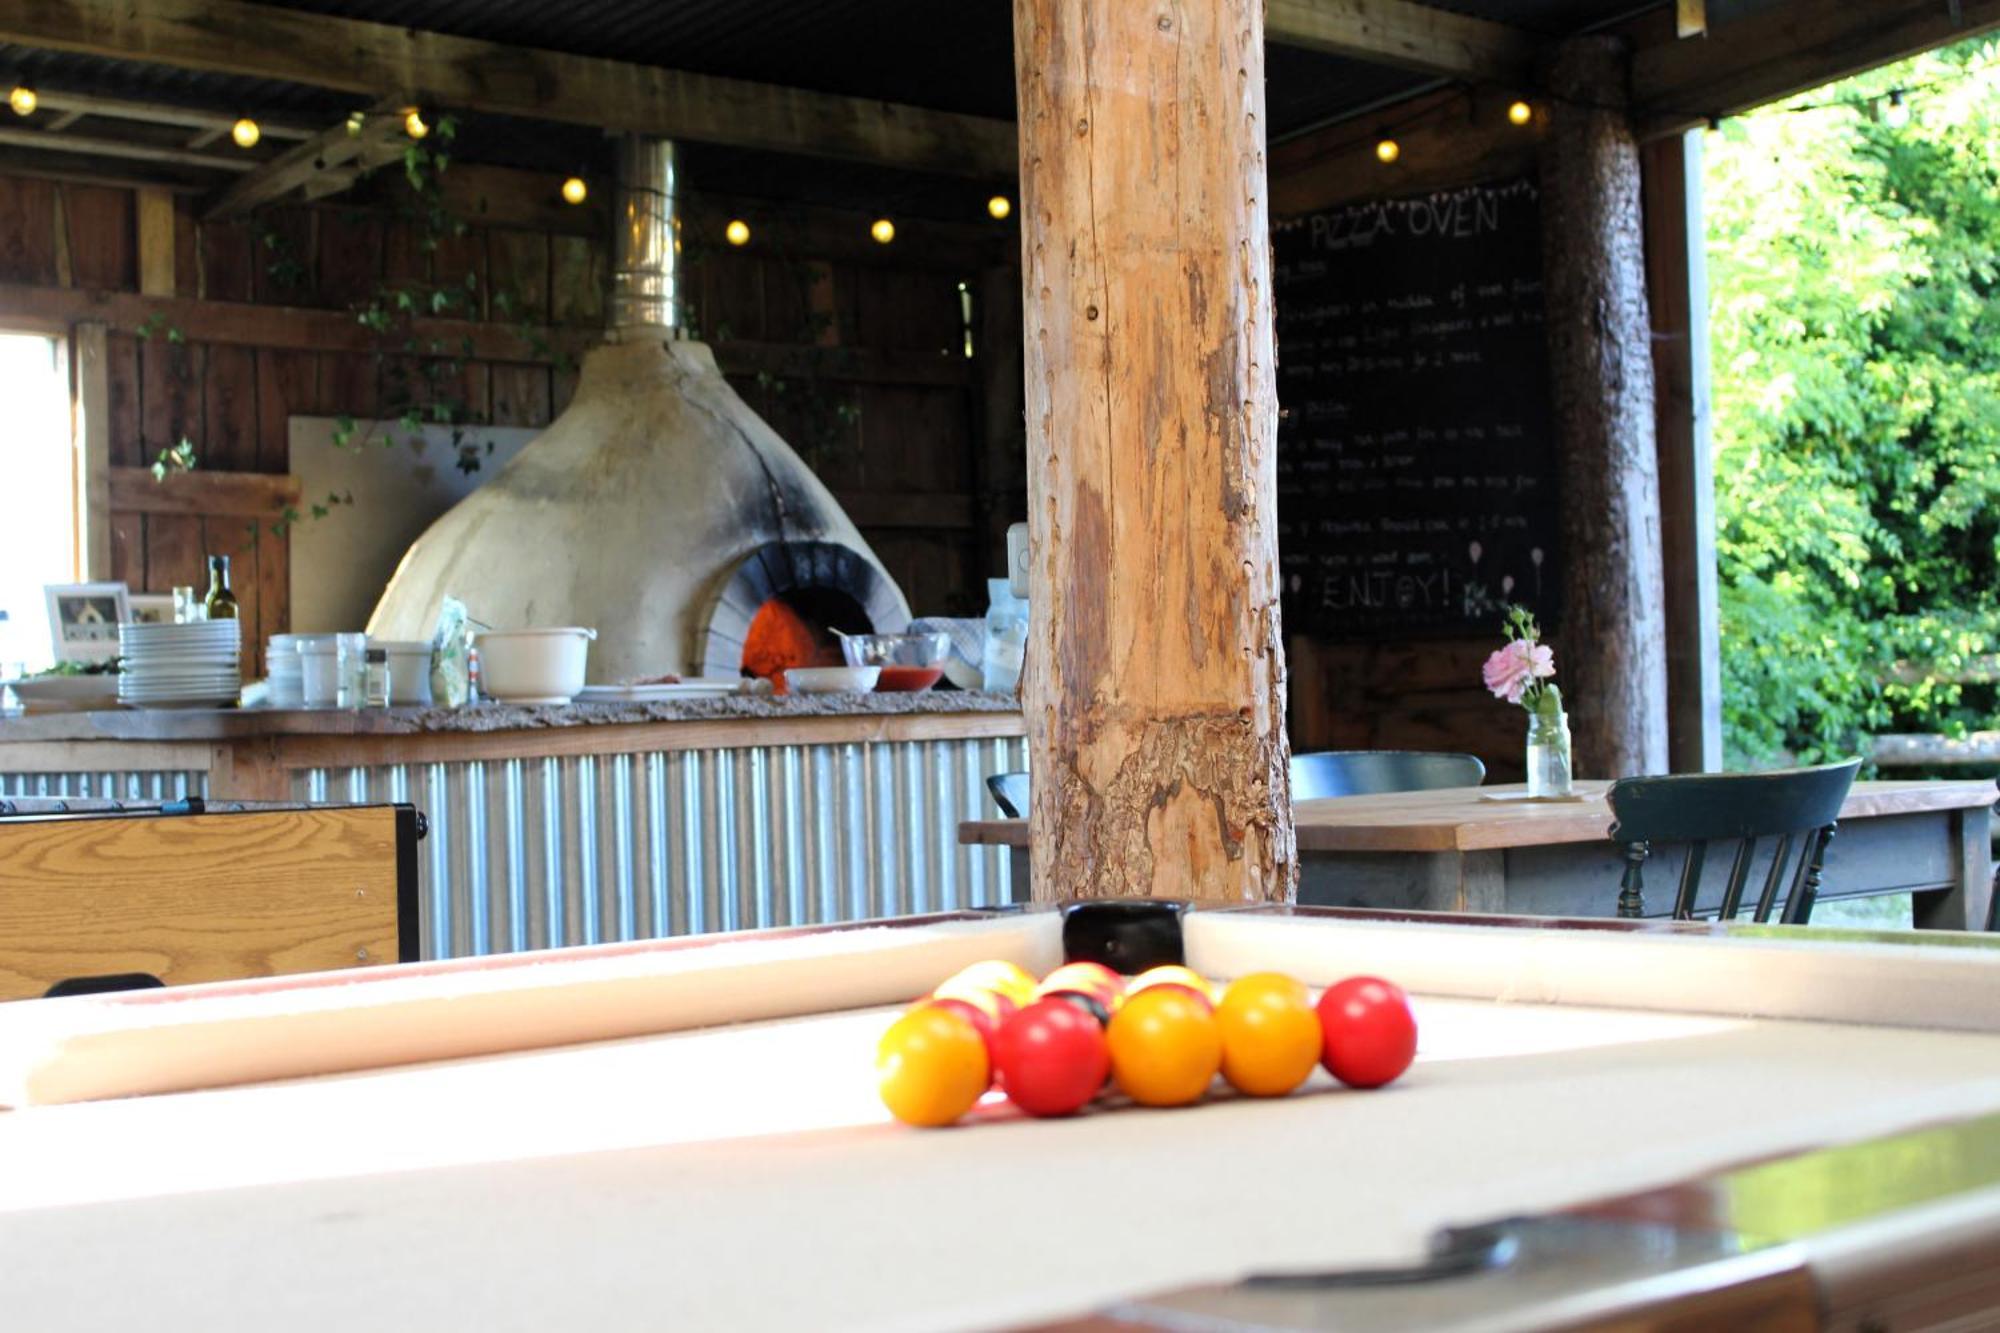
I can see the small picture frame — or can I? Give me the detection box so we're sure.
[45,582,130,663]
[126,593,175,626]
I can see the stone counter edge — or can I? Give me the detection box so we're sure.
[0,691,1025,743]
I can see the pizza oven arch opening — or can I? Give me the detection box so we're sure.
[700,540,909,682]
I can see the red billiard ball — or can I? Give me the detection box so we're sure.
[1316,976,1418,1089]
[992,997,1110,1117]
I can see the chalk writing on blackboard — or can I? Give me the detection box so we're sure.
[1273,178,1559,639]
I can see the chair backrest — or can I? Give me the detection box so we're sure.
[1290,750,1486,801]
[987,772,1031,819]
[1606,759,1861,924]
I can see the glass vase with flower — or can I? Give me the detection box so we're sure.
[1481,606,1571,798]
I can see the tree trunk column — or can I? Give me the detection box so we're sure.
[1012,0,1295,904]
[1540,35,1670,779]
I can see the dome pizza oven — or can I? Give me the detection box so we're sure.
[367,138,909,682]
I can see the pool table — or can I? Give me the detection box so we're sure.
[3,904,2000,1331]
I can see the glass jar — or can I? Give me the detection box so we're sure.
[1526,699,1573,799]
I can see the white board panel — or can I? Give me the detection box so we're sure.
[286,417,539,637]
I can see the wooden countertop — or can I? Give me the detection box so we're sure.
[959,779,2000,854]
[0,691,1025,744]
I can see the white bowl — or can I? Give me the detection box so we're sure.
[476,628,596,705]
[782,665,881,694]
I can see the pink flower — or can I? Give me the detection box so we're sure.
[1482,639,1555,705]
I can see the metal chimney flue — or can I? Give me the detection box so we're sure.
[610,135,679,337]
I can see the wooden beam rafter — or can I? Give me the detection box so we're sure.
[0,0,1018,178]
[0,126,254,174]
[1265,0,1541,85]
[205,99,406,219]
[1633,0,2000,137]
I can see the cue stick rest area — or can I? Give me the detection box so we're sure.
[0,801,421,1001]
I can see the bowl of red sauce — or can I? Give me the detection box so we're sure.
[840,632,952,692]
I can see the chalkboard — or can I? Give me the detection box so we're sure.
[1272,178,1559,639]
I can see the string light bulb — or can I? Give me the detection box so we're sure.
[1375,137,1401,164]
[1883,90,1910,128]
[725,219,751,247]
[403,106,430,140]
[345,110,366,136]
[8,85,36,117]
[231,117,261,149]
[870,217,896,244]
[1507,100,1533,127]
[560,175,587,205]
[987,194,1012,220]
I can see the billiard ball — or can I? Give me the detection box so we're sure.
[1037,961,1124,1000]
[1317,976,1418,1089]
[1034,961,1125,1026]
[1105,986,1222,1107]
[877,1004,991,1127]
[1215,973,1321,1097]
[939,959,1037,1009]
[992,997,1110,1117]
[1126,965,1216,1009]
[921,995,1001,1066]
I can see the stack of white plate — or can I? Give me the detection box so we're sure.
[266,633,306,707]
[118,620,242,708]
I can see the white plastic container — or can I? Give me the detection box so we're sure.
[296,637,340,709]
[473,628,596,705]
[371,640,434,706]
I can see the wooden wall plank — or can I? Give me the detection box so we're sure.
[64,184,135,291]
[255,519,290,672]
[320,352,380,420]
[488,228,551,324]
[103,330,140,468]
[109,467,299,518]
[252,207,317,306]
[108,510,144,589]
[316,211,382,309]
[139,338,205,463]
[198,218,255,302]
[431,226,488,320]
[255,348,317,473]
[142,512,205,594]
[202,342,258,472]
[489,363,551,427]
[0,176,58,285]
[548,234,604,328]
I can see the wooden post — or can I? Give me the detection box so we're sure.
[1641,131,1722,773]
[1539,36,1670,780]
[1013,0,1295,903]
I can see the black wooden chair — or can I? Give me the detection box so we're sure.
[986,749,1484,817]
[1606,760,1861,923]
[1290,750,1486,800]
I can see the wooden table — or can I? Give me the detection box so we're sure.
[959,779,1999,929]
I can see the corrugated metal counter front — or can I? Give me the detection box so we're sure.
[0,694,1026,960]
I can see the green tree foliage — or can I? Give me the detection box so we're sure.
[1707,40,2000,766]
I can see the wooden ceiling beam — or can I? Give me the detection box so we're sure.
[205,99,406,218]
[0,0,1018,177]
[1265,0,1542,84]
[29,91,318,140]
[1633,0,2000,137]
[0,125,254,173]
